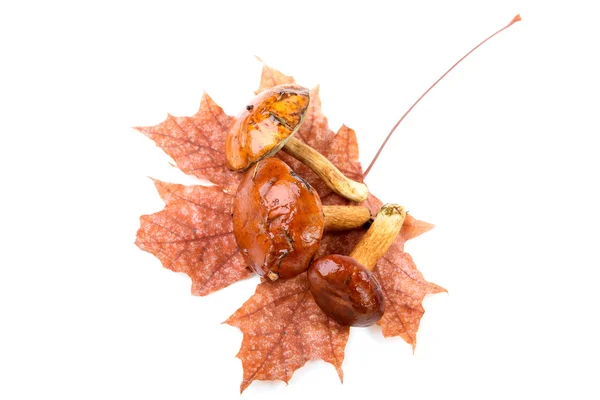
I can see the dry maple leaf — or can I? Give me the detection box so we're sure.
[254,59,295,94]
[374,246,446,347]
[136,94,241,193]
[135,180,251,295]
[136,13,521,391]
[225,274,349,393]
[136,64,443,390]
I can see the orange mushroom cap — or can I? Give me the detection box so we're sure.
[225,84,310,171]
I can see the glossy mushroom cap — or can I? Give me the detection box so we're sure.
[225,84,310,171]
[307,254,385,327]
[232,158,324,280]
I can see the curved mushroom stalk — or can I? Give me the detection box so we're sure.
[308,204,406,327]
[232,158,372,281]
[225,84,369,202]
[283,137,368,203]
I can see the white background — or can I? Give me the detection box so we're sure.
[1,1,599,399]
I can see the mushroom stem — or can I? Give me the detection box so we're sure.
[283,136,369,203]
[349,204,406,270]
[323,205,371,231]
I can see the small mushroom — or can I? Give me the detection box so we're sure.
[225,84,369,203]
[232,158,372,281]
[307,204,406,327]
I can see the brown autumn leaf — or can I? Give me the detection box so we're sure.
[254,60,295,94]
[374,244,446,348]
[136,62,443,390]
[135,180,251,295]
[136,93,241,193]
[225,274,349,393]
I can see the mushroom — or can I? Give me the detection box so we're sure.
[225,84,369,203]
[232,158,372,281]
[307,204,406,327]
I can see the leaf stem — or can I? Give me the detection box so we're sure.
[363,14,521,178]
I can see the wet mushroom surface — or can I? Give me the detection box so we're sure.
[232,158,324,280]
[308,254,385,327]
[225,84,310,171]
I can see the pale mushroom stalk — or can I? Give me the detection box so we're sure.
[283,137,368,202]
[349,204,406,270]
[322,205,371,231]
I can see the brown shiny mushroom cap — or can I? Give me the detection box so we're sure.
[225,84,310,171]
[232,158,324,280]
[307,254,385,327]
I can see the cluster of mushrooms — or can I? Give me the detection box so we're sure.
[225,84,406,327]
